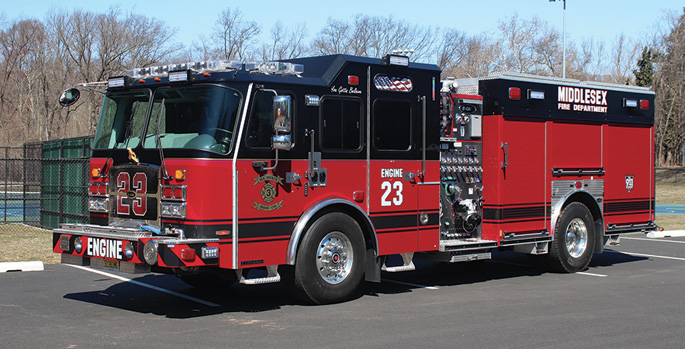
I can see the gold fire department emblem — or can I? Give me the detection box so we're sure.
[252,174,284,211]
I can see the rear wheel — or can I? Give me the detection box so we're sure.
[284,212,366,304]
[546,202,596,272]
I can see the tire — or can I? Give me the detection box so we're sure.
[546,202,596,273]
[284,212,366,304]
[175,267,237,288]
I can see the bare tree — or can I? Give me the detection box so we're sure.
[311,18,351,56]
[458,34,501,78]
[213,8,260,60]
[188,35,214,61]
[437,30,500,79]
[436,29,467,74]
[653,9,685,166]
[311,14,436,61]
[533,21,563,76]
[608,34,640,84]
[0,19,52,144]
[261,21,308,61]
[495,13,541,73]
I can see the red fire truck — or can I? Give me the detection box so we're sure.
[55,54,655,304]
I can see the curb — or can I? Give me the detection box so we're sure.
[0,261,45,273]
[646,230,685,238]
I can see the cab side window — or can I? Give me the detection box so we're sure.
[373,99,412,151]
[246,91,278,149]
[320,96,362,152]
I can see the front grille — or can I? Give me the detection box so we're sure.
[108,164,160,222]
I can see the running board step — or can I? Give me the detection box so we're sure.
[439,238,498,252]
[381,252,415,272]
[237,265,281,285]
[419,251,492,263]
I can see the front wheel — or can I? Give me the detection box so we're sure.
[284,213,366,304]
[546,202,596,273]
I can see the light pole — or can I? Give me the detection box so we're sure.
[550,0,566,78]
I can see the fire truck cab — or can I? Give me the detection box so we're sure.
[55,54,655,304]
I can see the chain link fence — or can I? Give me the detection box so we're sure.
[0,136,92,231]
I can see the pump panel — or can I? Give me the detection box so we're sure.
[439,95,484,240]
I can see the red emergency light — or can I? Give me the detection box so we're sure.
[640,99,649,110]
[89,182,107,195]
[348,75,359,85]
[181,248,196,261]
[509,87,521,100]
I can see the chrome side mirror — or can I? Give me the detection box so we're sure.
[59,88,81,107]
[272,95,293,150]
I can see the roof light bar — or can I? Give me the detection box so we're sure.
[125,59,242,79]
[245,61,304,75]
[192,60,242,72]
[127,67,151,79]
[150,65,169,76]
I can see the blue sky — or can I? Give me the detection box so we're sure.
[2,0,682,51]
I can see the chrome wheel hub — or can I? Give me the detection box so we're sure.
[316,231,353,284]
[565,218,588,258]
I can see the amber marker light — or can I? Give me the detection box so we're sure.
[203,72,211,77]
[154,77,161,82]
[91,168,101,178]
[175,169,186,181]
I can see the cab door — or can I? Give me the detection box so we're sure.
[369,97,421,255]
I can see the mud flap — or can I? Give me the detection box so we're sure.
[364,249,381,282]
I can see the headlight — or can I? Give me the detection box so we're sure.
[74,237,82,253]
[161,202,186,218]
[88,198,108,213]
[124,242,134,259]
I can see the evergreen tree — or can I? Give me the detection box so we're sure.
[633,46,655,87]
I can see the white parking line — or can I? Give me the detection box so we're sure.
[576,271,607,277]
[0,261,44,273]
[624,237,685,244]
[382,279,439,290]
[646,230,685,238]
[66,265,221,307]
[612,251,685,262]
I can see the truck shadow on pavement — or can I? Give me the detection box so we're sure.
[62,250,646,319]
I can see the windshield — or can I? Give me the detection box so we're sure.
[144,85,242,154]
[93,85,243,154]
[93,89,150,149]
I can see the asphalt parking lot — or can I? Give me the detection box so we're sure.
[2,234,685,348]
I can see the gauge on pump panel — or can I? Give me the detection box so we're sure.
[459,104,478,114]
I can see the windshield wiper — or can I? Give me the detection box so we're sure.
[155,98,172,180]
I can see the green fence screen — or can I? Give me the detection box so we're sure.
[40,136,92,228]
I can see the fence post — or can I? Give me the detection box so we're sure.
[3,147,7,223]
[23,145,27,223]
[39,145,45,228]
[58,142,64,226]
